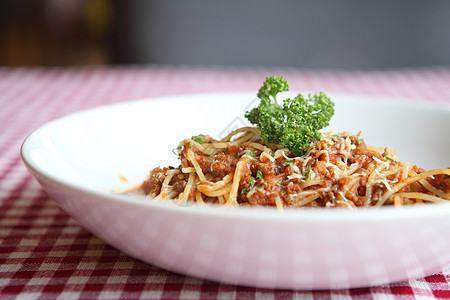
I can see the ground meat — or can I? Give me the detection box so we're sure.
[172,174,187,194]
[196,155,212,174]
[211,152,234,178]
[140,167,171,196]
[431,174,450,193]
[423,173,450,194]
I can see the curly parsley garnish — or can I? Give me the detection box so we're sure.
[245,75,334,156]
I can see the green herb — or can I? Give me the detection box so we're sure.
[384,147,388,153]
[244,150,255,157]
[241,187,250,194]
[245,75,334,156]
[256,170,265,179]
[193,135,205,144]
[276,183,284,187]
[303,170,313,180]
[270,152,275,157]
[357,138,363,145]
[383,156,395,161]
[249,178,255,185]
[189,141,194,147]
[285,159,293,166]
[171,147,180,156]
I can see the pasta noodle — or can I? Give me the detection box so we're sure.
[139,127,449,209]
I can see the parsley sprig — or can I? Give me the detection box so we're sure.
[245,75,334,156]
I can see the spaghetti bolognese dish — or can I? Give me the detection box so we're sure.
[138,76,449,209]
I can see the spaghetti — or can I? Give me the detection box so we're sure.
[139,127,449,209]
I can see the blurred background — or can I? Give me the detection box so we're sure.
[1,0,449,69]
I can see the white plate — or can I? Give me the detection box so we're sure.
[21,92,450,289]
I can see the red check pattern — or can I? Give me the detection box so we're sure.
[1,66,450,299]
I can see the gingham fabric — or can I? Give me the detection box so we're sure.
[1,66,450,299]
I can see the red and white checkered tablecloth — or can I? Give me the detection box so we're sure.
[1,66,450,299]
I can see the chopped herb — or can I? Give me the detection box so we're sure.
[383,156,395,161]
[249,178,255,185]
[244,150,255,157]
[303,170,313,180]
[189,141,194,147]
[384,147,388,153]
[171,147,180,156]
[276,183,284,187]
[357,138,363,145]
[285,159,293,166]
[193,135,205,144]
[256,170,265,179]
[270,152,275,157]
[241,187,250,194]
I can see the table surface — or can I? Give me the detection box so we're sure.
[1,66,450,299]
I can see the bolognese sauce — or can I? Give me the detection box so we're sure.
[138,128,450,209]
